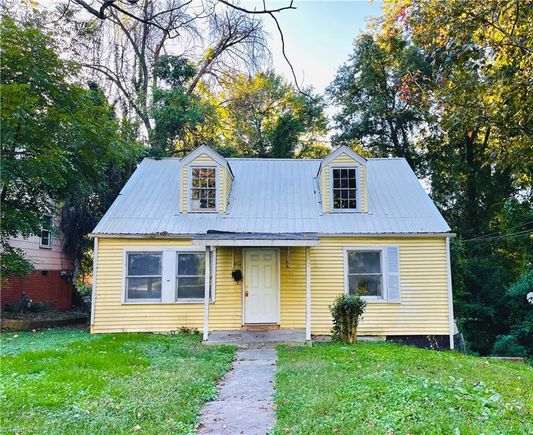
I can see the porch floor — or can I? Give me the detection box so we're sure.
[205,329,307,347]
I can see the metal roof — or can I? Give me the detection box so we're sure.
[92,157,451,236]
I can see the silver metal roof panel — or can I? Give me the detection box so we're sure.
[92,157,450,236]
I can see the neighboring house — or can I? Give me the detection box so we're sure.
[2,216,74,311]
[90,145,455,348]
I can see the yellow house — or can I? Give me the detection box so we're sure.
[90,145,455,348]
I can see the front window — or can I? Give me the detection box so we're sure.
[176,252,206,300]
[332,167,357,210]
[126,252,162,301]
[40,215,53,248]
[346,250,383,298]
[191,167,216,211]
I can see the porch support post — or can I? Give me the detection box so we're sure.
[203,246,210,341]
[305,247,311,342]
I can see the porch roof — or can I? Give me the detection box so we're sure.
[191,231,320,247]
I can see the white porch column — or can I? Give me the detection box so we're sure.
[305,246,311,342]
[203,246,210,341]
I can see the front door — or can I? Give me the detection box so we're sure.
[244,249,278,324]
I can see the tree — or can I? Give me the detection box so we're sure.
[151,55,211,154]
[60,1,268,145]
[202,71,327,157]
[328,33,432,172]
[0,16,143,277]
[376,0,533,355]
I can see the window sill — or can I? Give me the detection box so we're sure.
[39,245,53,249]
[361,298,400,304]
[122,300,215,305]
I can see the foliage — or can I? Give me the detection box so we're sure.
[330,294,367,343]
[0,246,34,278]
[151,55,209,154]
[331,0,533,355]
[492,335,526,358]
[0,330,235,433]
[0,16,144,278]
[328,33,431,171]
[195,71,327,158]
[274,342,533,434]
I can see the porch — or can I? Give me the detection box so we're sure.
[193,232,318,342]
[205,329,307,346]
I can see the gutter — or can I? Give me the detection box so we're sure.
[88,232,456,239]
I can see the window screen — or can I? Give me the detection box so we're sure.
[176,252,206,299]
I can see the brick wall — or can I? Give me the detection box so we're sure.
[1,271,73,311]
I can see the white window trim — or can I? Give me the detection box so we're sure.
[122,247,216,305]
[188,164,219,213]
[123,249,164,303]
[329,165,362,213]
[343,246,389,302]
[39,215,53,249]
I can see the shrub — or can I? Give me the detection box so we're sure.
[492,335,526,357]
[330,294,367,343]
[76,283,92,297]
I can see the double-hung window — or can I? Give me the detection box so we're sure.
[125,252,162,301]
[40,215,53,248]
[191,167,216,211]
[332,167,357,210]
[346,249,383,299]
[176,250,215,301]
[176,252,206,300]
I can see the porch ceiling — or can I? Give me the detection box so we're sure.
[192,232,320,247]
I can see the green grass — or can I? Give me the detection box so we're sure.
[1,329,235,434]
[274,342,533,434]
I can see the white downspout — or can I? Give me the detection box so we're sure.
[305,247,311,342]
[90,237,98,332]
[203,246,210,341]
[446,237,455,350]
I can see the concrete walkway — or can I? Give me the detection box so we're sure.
[197,348,276,434]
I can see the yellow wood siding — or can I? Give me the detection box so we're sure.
[320,152,368,213]
[179,153,231,213]
[310,237,449,336]
[93,237,450,337]
[92,239,242,333]
[279,247,306,328]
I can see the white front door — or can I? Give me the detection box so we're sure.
[244,249,278,324]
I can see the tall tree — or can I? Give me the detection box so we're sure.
[60,1,268,144]
[198,71,327,157]
[0,16,143,277]
[377,0,533,355]
[328,33,432,172]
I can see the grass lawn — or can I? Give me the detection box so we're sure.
[1,329,235,434]
[274,342,532,434]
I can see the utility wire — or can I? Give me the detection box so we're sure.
[462,220,533,242]
[462,229,532,243]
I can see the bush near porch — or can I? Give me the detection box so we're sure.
[274,342,532,434]
[1,329,235,434]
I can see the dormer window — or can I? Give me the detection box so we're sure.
[332,167,358,210]
[191,167,217,211]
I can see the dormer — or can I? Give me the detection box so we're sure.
[317,146,368,213]
[179,145,233,213]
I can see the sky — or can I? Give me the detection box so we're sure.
[244,0,384,93]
